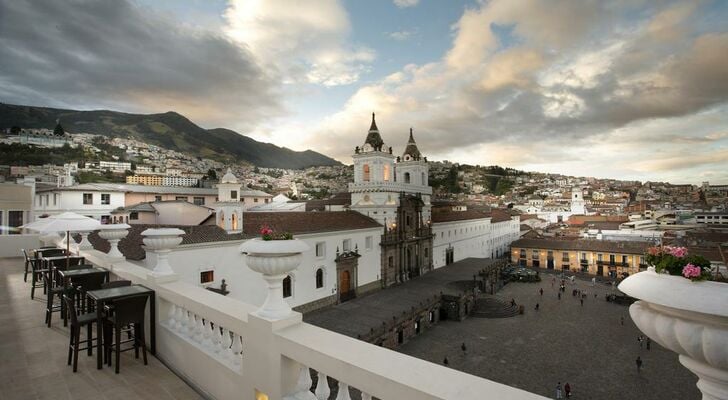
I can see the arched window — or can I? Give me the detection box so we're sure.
[231,212,238,230]
[404,172,410,184]
[421,172,426,185]
[283,275,292,298]
[363,164,370,181]
[315,268,324,289]
[383,164,390,181]
[218,210,225,229]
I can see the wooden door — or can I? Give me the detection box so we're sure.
[340,270,351,294]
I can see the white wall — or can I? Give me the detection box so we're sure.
[432,216,521,268]
[35,190,125,221]
[158,227,382,309]
[0,234,40,258]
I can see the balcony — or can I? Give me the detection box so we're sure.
[381,227,433,244]
[3,234,546,400]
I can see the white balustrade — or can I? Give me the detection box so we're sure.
[141,228,184,276]
[334,383,351,400]
[231,333,243,366]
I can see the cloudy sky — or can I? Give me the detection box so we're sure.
[1,0,727,183]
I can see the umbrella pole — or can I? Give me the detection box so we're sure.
[66,230,70,270]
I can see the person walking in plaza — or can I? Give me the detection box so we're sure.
[443,357,449,365]
[636,356,643,373]
[558,292,561,300]
[556,382,563,399]
[621,316,624,326]
[461,342,467,353]
[580,298,584,306]
[540,288,544,296]
[564,382,571,398]
[535,303,539,311]
[646,338,651,350]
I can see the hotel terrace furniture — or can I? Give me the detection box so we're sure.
[103,294,150,373]
[22,246,55,282]
[63,293,99,373]
[58,267,109,322]
[87,284,156,370]
[44,263,92,327]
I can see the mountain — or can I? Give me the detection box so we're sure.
[0,103,341,169]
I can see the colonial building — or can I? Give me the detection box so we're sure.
[510,237,650,278]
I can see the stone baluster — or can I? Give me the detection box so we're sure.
[141,228,185,278]
[167,303,177,329]
[212,325,222,354]
[314,371,330,400]
[361,393,372,400]
[335,383,351,400]
[202,319,214,349]
[98,224,130,260]
[187,311,196,338]
[176,306,186,334]
[226,330,237,363]
[231,333,243,366]
[220,327,230,355]
[284,366,316,400]
[194,315,205,343]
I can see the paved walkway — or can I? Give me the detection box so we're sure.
[0,258,202,400]
[398,272,701,400]
[305,258,496,337]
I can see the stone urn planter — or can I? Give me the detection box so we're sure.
[240,239,310,320]
[619,268,728,400]
[142,228,185,275]
[98,224,130,259]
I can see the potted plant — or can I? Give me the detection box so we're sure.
[619,246,728,399]
[240,226,309,319]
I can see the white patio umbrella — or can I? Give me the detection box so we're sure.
[22,212,101,267]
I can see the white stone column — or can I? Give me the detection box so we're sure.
[98,224,130,260]
[240,239,310,320]
[142,228,184,279]
[77,231,93,250]
[620,269,728,400]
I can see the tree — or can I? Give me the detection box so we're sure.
[10,126,20,134]
[206,169,217,180]
[53,122,65,136]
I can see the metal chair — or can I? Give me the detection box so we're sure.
[63,293,97,372]
[104,294,149,373]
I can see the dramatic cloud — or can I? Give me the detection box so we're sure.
[295,0,728,183]
[0,0,280,126]
[393,0,420,9]
[224,0,374,87]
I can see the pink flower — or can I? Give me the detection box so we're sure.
[260,226,273,236]
[682,263,702,279]
[667,246,688,258]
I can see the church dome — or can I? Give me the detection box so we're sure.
[220,168,238,184]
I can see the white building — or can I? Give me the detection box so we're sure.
[34,183,126,223]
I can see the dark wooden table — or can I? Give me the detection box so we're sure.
[86,285,156,369]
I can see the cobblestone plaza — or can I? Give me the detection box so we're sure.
[398,272,701,399]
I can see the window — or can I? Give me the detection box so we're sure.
[421,172,426,185]
[519,249,526,259]
[130,212,139,220]
[254,198,259,203]
[532,250,539,260]
[315,268,324,289]
[283,276,292,298]
[101,193,110,205]
[383,164,390,181]
[622,255,628,264]
[193,197,205,206]
[365,236,373,250]
[175,196,188,202]
[8,211,23,235]
[562,252,569,262]
[363,164,370,181]
[200,270,214,284]
[53,194,58,206]
[342,239,351,252]
[100,215,111,224]
[83,193,93,205]
[315,242,325,258]
[154,195,162,202]
[388,256,394,269]
[230,190,237,199]
[581,252,587,261]
[609,254,616,264]
[597,253,603,261]
[404,172,410,183]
